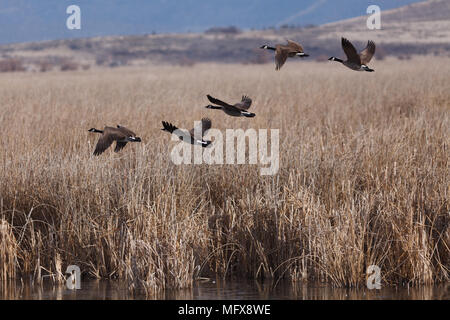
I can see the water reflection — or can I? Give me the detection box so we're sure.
[1,278,449,300]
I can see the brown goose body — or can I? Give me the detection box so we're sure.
[261,40,309,70]
[88,125,142,156]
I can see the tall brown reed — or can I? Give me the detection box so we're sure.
[0,219,18,281]
[0,57,448,291]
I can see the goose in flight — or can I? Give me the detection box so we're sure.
[161,118,212,147]
[329,37,376,72]
[205,95,255,118]
[260,40,309,70]
[88,125,142,156]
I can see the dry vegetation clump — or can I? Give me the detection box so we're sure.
[60,60,79,71]
[39,61,53,73]
[0,57,448,292]
[177,57,196,67]
[204,26,242,35]
[0,58,26,72]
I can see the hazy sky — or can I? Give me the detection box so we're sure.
[0,0,422,44]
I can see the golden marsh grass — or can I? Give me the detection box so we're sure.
[0,57,449,291]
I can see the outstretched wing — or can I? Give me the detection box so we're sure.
[359,40,376,65]
[341,38,360,64]
[161,121,178,134]
[190,118,212,138]
[93,134,115,156]
[116,125,136,137]
[114,141,128,153]
[235,95,252,110]
[287,40,304,52]
[207,95,234,108]
[275,46,289,70]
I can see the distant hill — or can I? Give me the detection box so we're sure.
[320,0,450,44]
[0,0,422,44]
[0,0,448,72]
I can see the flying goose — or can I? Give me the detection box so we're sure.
[161,118,212,147]
[88,125,141,156]
[329,38,376,72]
[205,95,255,118]
[260,40,309,70]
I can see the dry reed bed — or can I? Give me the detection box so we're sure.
[0,57,449,291]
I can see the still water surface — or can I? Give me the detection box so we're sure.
[1,279,448,300]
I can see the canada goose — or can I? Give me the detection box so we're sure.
[161,118,212,147]
[205,95,255,118]
[88,125,142,156]
[329,38,376,72]
[260,40,309,70]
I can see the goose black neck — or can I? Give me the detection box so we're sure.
[330,57,344,63]
[262,46,276,51]
[206,105,222,110]
[93,129,103,133]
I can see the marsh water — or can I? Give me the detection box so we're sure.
[1,279,448,300]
